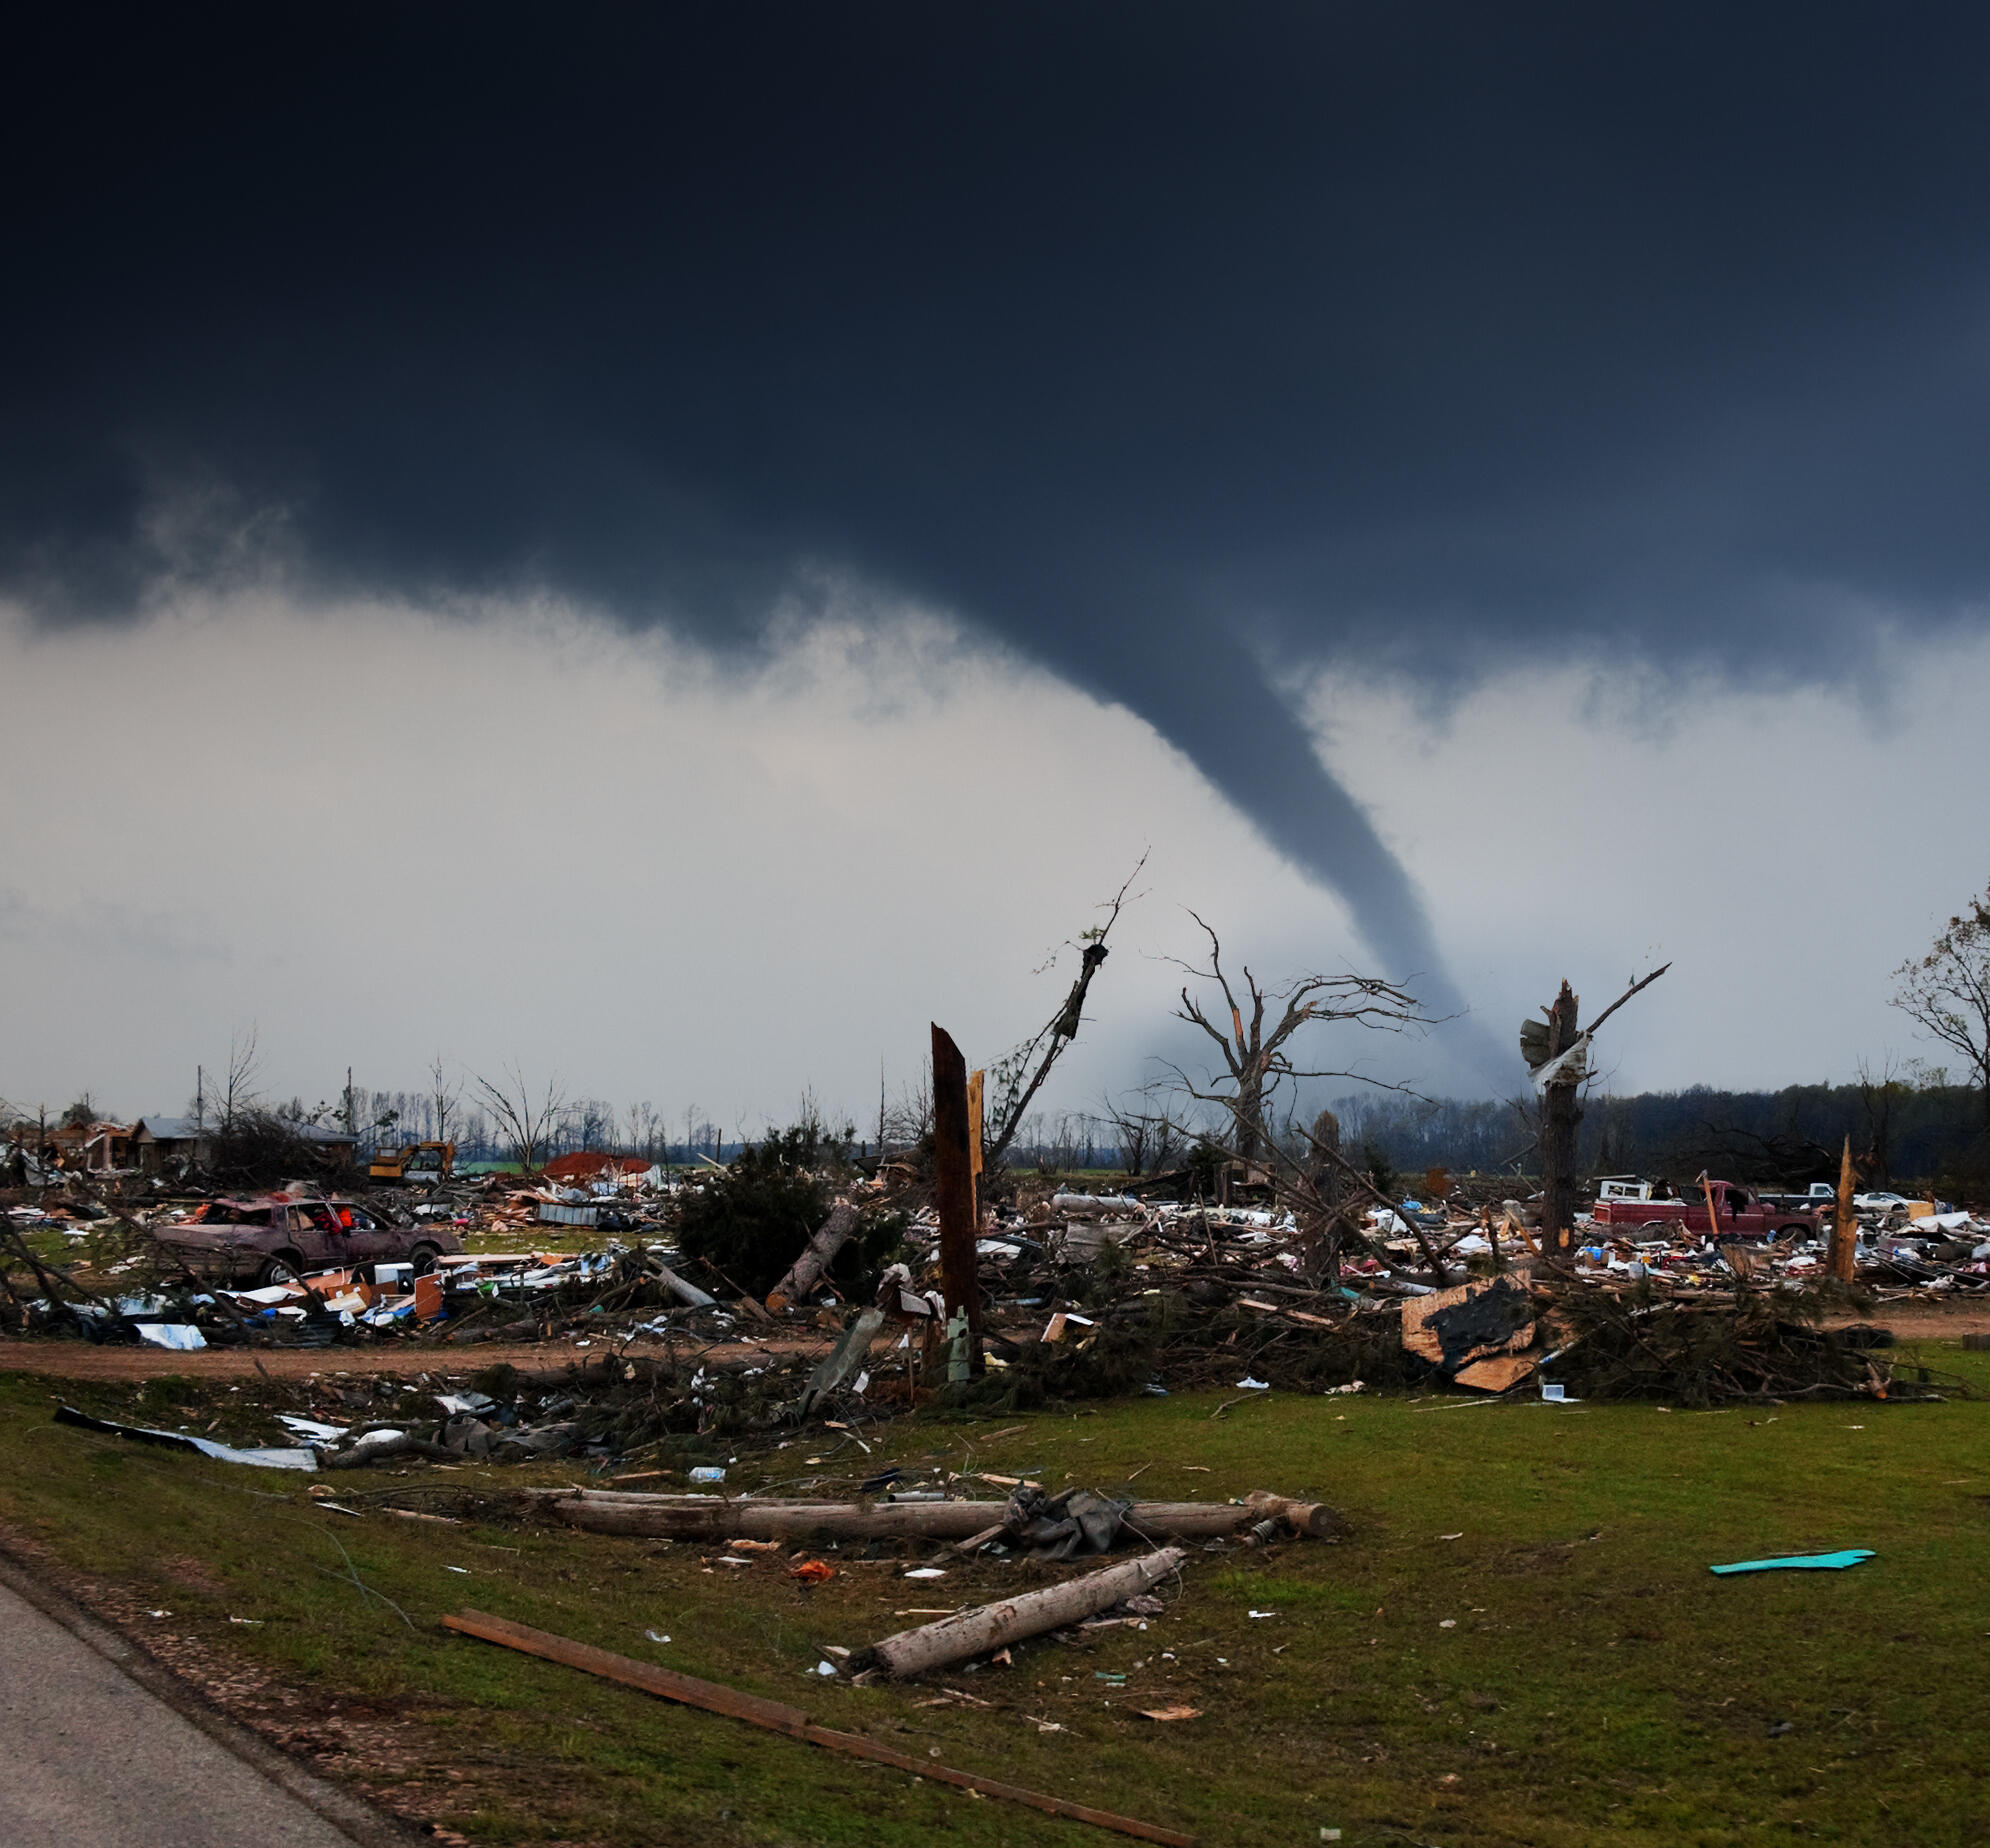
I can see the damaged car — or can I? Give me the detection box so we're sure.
[152,1196,463,1287]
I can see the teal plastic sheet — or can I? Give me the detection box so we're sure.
[1709,1549,1873,1576]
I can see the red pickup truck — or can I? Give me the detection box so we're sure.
[1589,1179,1822,1239]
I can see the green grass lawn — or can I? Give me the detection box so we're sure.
[1,1346,1987,1847]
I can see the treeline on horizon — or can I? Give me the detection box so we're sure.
[1330,1078,1990,1194]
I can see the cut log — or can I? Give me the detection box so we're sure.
[1239,1490,1339,1537]
[766,1202,859,1311]
[551,1492,1002,1542]
[854,1547,1187,1678]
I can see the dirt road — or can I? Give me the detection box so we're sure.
[0,1334,834,1382]
[2,1299,1980,1384]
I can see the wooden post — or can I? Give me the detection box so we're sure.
[1831,1135,1858,1282]
[931,1023,982,1375]
[1539,980,1583,1262]
[967,1067,985,1228]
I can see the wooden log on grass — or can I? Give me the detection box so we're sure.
[543,1489,1323,1544]
[852,1547,1187,1678]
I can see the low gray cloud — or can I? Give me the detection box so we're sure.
[7,6,1990,1043]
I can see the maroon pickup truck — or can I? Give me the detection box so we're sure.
[1589,1179,1821,1239]
[153,1196,462,1287]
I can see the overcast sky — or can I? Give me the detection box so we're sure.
[5,7,1990,1128]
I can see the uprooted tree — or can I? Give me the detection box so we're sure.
[675,1119,907,1300]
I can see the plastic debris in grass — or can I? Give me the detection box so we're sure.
[1710,1548,1874,1575]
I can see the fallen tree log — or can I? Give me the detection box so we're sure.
[541,1489,1327,1544]
[766,1202,859,1311]
[852,1547,1187,1678]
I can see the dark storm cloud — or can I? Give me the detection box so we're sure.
[8,4,1990,1017]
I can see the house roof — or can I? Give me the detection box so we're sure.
[542,1150,658,1181]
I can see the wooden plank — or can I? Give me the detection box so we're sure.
[443,1608,1193,1847]
[441,1610,809,1734]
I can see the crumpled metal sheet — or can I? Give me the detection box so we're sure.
[1002,1485,1130,1559]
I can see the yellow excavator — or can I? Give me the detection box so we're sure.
[368,1141,455,1185]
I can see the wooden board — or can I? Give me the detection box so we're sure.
[443,1609,1194,1846]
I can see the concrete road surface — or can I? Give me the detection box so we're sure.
[0,1572,385,1847]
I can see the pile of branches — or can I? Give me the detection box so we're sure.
[1547,1284,1938,1406]
[955,1287,1421,1412]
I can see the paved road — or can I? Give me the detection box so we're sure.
[0,1576,366,1848]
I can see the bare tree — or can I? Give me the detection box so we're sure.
[883,1059,934,1150]
[219,1026,262,1131]
[984,852,1147,1167]
[1892,881,1990,1127]
[469,1061,568,1173]
[1169,912,1428,1162]
[1158,931,1441,1280]
[626,1100,659,1161]
[1102,1086,1183,1177]
[429,1055,461,1146]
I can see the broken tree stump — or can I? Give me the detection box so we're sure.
[1538,979,1582,1261]
[931,1022,983,1375]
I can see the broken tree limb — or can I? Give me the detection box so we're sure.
[443,1608,1193,1846]
[766,1201,859,1312]
[854,1547,1187,1679]
[539,1490,1316,1545]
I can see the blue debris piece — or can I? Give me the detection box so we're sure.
[1710,1549,1874,1576]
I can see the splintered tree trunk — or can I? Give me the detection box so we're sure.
[1539,980,1582,1262]
[856,1548,1187,1678]
[931,1023,983,1374]
[1832,1135,1858,1283]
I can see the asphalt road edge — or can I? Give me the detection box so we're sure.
[0,1541,427,1848]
